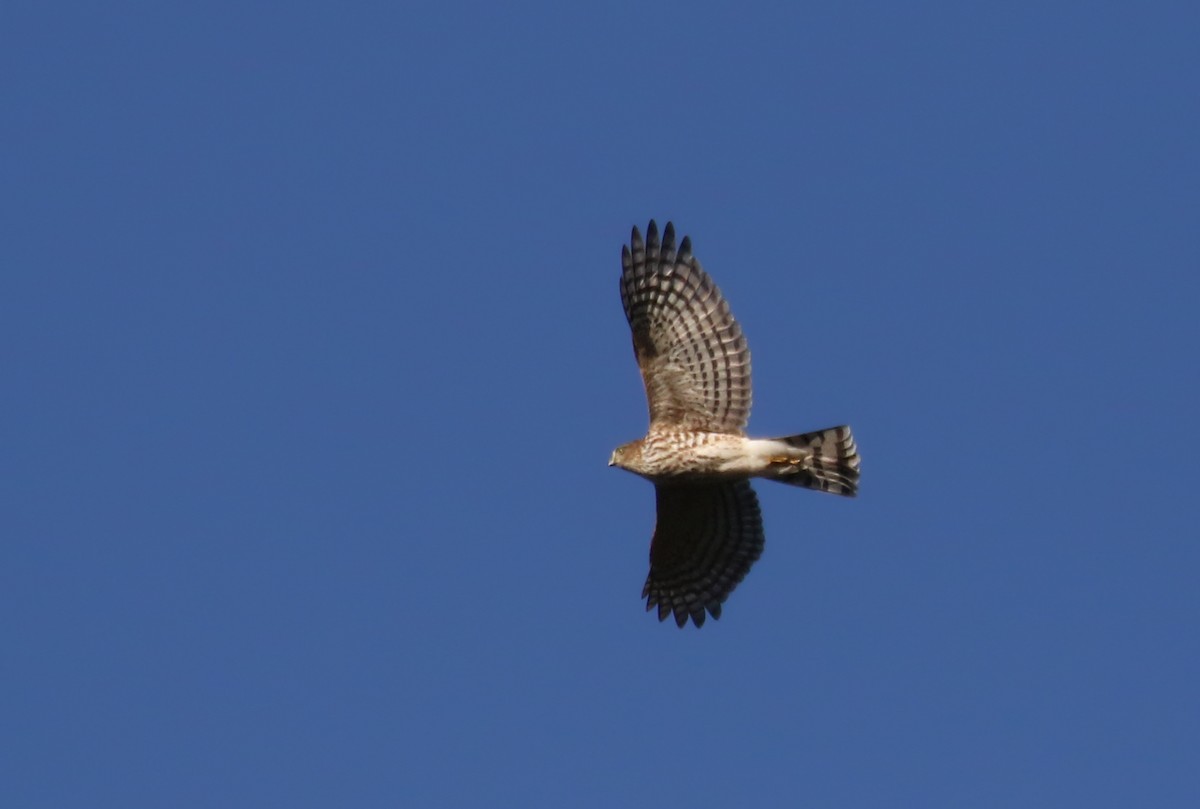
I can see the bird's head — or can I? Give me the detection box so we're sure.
[608,441,641,472]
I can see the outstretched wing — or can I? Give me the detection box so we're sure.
[620,221,752,433]
[643,480,764,628]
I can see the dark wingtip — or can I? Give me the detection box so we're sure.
[645,220,659,251]
[645,597,723,628]
[678,235,692,258]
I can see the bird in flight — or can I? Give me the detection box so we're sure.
[610,220,860,627]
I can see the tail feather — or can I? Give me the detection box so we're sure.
[768,426,860,497]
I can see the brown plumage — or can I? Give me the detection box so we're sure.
[610,221,861,628]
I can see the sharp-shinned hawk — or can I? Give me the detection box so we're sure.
[610,221,861,628]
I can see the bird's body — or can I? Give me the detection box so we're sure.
[612,431,756,480]
[612,431,852,483]
[612,220,860,627]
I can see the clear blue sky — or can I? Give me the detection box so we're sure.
[4,2,1198,806]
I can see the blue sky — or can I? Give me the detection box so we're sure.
[3,1,1198,806]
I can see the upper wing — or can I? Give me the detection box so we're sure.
[620,221,752,433]
[643,480,764,628]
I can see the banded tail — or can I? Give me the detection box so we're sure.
[766,426,860,496]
